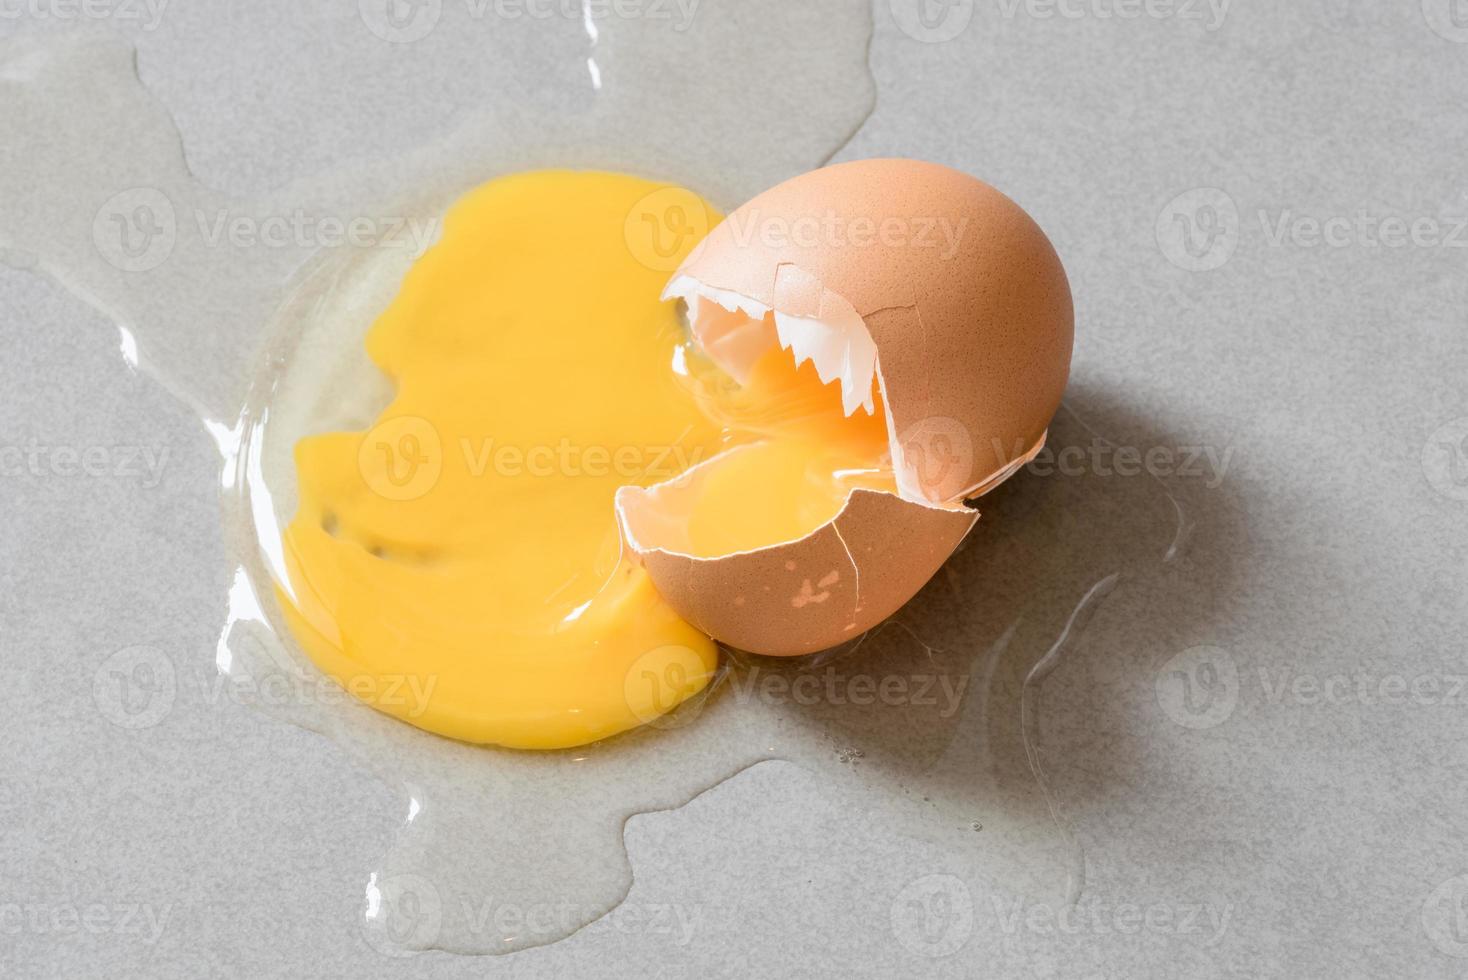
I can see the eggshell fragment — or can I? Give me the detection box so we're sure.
[617,468,977,657]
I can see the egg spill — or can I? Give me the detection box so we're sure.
[0,9,1186,956]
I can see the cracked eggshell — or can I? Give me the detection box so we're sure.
[673,157,1074,504]
[617,469,977,657]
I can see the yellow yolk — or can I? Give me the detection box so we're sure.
[677,349,896,557]
[279,170,891,750]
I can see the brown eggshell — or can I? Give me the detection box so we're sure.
[617,475,978,657]
[676,157,1073,504]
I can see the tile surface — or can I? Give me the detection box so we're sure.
[3,1,1467,976]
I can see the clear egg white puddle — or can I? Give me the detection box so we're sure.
[0,7,1189,956]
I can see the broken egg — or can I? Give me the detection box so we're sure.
[619,157,1074,656]
[275,162,1071,748]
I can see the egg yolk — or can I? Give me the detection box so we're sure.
[279,170,894,749]
[675,345,895,557]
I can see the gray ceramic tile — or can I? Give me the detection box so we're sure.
[3,1,1467,977]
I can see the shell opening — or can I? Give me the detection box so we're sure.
[664,273,878,418]
[664,270,1020,508]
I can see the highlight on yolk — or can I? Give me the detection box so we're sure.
[278,170,894,750]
